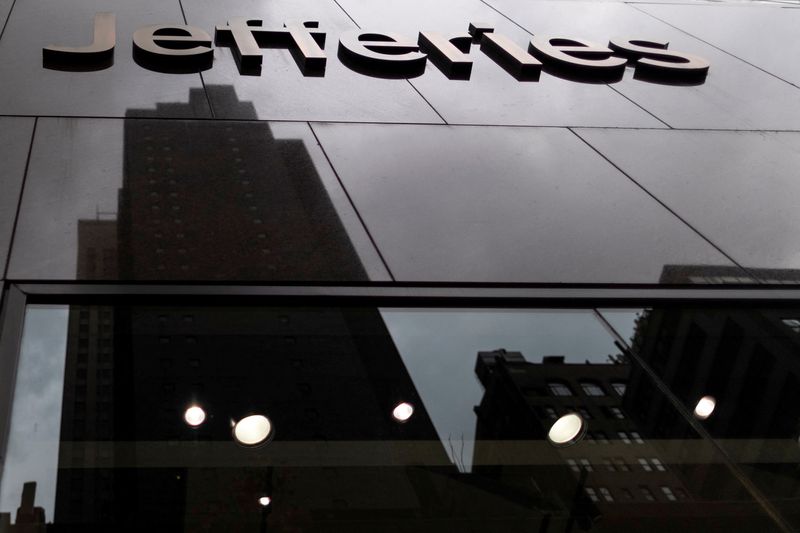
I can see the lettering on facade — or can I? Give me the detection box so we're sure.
[43,12,710,83]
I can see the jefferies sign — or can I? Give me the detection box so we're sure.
[42,13,710,83]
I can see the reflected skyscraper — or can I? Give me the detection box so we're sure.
[630,299,800,526]
[75,86,367,281]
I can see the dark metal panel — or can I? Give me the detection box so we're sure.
[9,118,389,282]
[0,0,211,117]
[575,128,800,281]
[181,0,442,122]
[0,118,35,278]
[481,0,800,130]
[637,3,800,89]
[334,0,664,127]
[311,123,739,283]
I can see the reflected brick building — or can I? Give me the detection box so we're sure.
[630,300,800,526]
[473,349,769,531]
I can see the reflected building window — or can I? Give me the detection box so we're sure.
[543,406,558,419]
[585,487,600,503]
[581,382,606,397]
[567,458,594,472]
[781,318,800,334]
[612,382,627,396]
[637,458,666,472]
[599,487,614,502]
[640,486,656,501]
[547,382,573,397]
[607,407,625,419]
[661,487,677,501]
[614,457,631,471]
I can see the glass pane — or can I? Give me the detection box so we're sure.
[0,304,787,531]
[0,306,69,523]
[601,306,800,530]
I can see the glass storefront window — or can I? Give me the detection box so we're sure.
[0,303,798,531]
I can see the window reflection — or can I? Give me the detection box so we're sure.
[548,382,574,397]
[0,305,794,531]
[580,382,606,397]
[605,306,800,530]
[65,87,371,282]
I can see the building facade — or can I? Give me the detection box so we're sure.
[0,0,799,530]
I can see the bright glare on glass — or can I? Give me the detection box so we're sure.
[233,414,273,446]
[693,396,716,420]
[184,405,206,427]
[548,413,586,447]
[258,496,272,507]
[392,402,414,422]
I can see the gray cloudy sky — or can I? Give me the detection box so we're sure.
[0,306,68,521]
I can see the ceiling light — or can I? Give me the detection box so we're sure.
[547,413,586,447]
[392,402,414,422]
[232,414,273,447]
[693,396,716,420]
[258,496,272,507]
[184,405,206,427]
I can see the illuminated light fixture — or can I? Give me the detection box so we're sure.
[547,413,586,447]
[183,405,206,427]
[693,396,716,420]
[392,402,414,422]
[258,496,272,507]
[232,414,274,447]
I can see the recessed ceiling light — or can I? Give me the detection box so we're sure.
[547,413,586,447]
[233,414,273,447]
[693,396,716,420]
[184,405,206,427]
[258,496,272,507]
[392,402,414,422]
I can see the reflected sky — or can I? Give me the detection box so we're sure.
[380,308,621,470]
[0,306,68,520]
[597,309,646,347]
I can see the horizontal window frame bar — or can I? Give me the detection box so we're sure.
[11,282,800,307]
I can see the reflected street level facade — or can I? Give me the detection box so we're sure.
[1,0,800,531]
[2,306,799,531]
